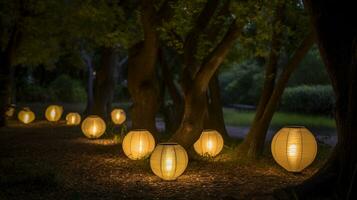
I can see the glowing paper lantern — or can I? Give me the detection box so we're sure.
[5,105,16,117]
[18,108,35,124]
[150,143,188,180]
[271,126,317,172]
[66,112,81,125]
[45,105,63,122]
[81,115,106,139]
[194,129,224,157]
[122,129,155,160]
[111,108,126,125]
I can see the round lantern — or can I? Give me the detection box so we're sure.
[45,105,63,122]
[122,129,155,160]
[271,126,317,172]
[111,108,126,125]
[81,115,106,139]
[18,108,35,124]
[66,112,81,125]
[150,143,188,180]
[194,129,224,157]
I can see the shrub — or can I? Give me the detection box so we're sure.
[220,61,264,105]
[280,85,335,115]
[48,74,87,103]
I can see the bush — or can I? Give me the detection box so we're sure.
[220,61,264,105]
[48,74,87,103]
[280,85,335,115]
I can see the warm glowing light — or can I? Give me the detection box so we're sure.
[271,126,317,172]
[111,108,126,125]
[5,105,15,117]
[66,112,81,125]
[122,129,155,160]
[18,108,35,124]
[150,143,188,181]
[45,105,63,122]
[194,129,224,157]
[81,115,106,139]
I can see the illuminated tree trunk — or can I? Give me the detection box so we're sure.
[92,47,117,119]
[275,1,357,199]
[127,0,160,135]
[238,33,314,159]
[238,1,315,159]
[204,72,228,138]
[170,22,241,149]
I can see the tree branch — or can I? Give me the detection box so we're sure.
[195,21,242,92]
[183,0,220,71]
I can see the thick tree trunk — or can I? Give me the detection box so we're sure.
[127,0,160,135]
[170,21,241,149]
[274,1,357,199]
[169,85,207,148]
[92,47,117,119]
[204,72,229,138]
[238,32,314,159]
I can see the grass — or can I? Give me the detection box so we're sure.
[223,108,336,129]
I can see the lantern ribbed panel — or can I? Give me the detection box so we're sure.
[66,112,81,125]
[150,143,188,180]
[271,126,317,172]
[122,130,155,160]
[18,108,35,124]
[81,115,106,139]
[111,109,126,125]
[194,130,224,157]
[45,105,63,122]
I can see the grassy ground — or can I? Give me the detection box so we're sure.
[0,120,330,200]
[223,108,336,129]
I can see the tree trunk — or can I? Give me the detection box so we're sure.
[81,50,95,115]
[170,21,242,149]
[204,72,229,138]
[0,26,20,127]
[127,0,160,135]
[274,0,357,199]
[238,32,314,159]
[92,47,117,119]
[159,48,184,134]
[169,85,207,148]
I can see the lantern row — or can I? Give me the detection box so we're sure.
[8,105,318,179]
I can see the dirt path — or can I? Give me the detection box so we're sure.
[0,121,321,200]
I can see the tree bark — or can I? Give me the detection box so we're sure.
[238,32,314,159]
[204,72,229,138]
[92,47,117,119]
[170,21,241,149]
[275,1,357,199]
[127,0,160,135]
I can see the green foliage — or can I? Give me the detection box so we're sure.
[220,60,264,105]
[280,85,335,115]
[288,46,330,86]
[48,75,86,103]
